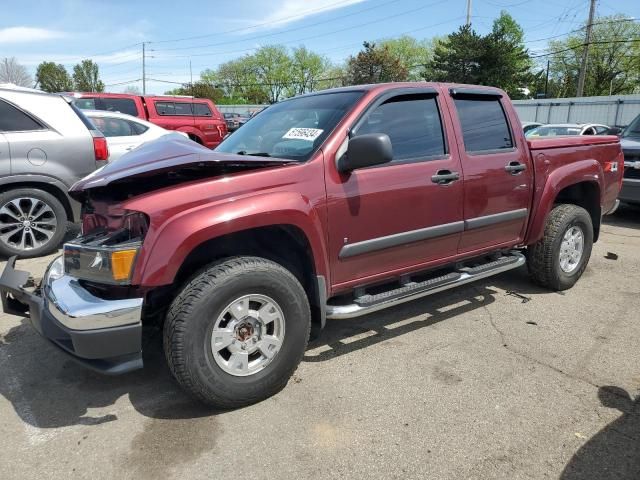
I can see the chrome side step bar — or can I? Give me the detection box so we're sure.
[326,251,526,319]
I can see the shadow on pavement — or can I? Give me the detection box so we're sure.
[0,323,216,429]
[561,386,640,480]
[603,203,640,229]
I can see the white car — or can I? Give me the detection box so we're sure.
[526,123,612,138]
[84,110,188,162]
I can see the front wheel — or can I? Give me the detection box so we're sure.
[164,256,311,408]
[527,204,593,291]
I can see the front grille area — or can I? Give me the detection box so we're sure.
[624,153,640,179]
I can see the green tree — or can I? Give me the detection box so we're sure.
[123,85,141,95]
[426,13,531,98]
[545,15,640,97]
[345,42,408,85]
[290,46,330,95]
[252,45,292,103]
[35,62,72,92]
[72,59,105,92]
[378,35,431,80]
[165,81,224,102]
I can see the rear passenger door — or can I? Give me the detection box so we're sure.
[446,89,533,254]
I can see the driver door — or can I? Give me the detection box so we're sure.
[325,89,464,289]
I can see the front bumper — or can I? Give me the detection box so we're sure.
[619,178,640,204]
[0,256,144,374]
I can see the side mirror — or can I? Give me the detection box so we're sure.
[336,133,393,173]
[607,127,622,136]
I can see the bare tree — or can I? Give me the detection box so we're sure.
[0,57,33,87]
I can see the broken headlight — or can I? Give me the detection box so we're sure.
[64,211,148,285]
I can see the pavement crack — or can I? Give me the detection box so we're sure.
[474,286,602,392]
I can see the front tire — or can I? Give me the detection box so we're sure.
[164,256,311,408]
[527,204,593,291]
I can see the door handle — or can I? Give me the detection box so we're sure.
[431,170,460,185]
[505,161,526,174]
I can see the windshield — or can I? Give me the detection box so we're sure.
[623,114,640,138]
[526,126,581,137]
[215,91,364,161]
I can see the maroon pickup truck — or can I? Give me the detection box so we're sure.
[0,83,623,408]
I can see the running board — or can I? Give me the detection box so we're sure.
[326,251,526,319]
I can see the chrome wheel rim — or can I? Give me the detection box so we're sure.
[0,197,57,251]
[559,225,584,273]
[210,294,285,377]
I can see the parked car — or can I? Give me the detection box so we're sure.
[84,110,188,163]
[0,82,623,408]
[0,84,108,258]
[223,112,240,131]
[526,123,613,137]
[619,113,640,205]
[522,121,543,134]
[68,92,227,148]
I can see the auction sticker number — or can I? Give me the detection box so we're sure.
[283,128,324,142]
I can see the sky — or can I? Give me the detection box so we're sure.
[1,0,638,94]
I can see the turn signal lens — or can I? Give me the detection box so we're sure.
[111,249,138,281]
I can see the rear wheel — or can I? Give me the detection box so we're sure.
[0,188,67,258]
[527,204,593,290]
[164,256,310,408]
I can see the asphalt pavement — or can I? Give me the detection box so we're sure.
[1,207,639,480]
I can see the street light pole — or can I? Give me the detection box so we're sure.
[466,0,472,26]
[142,42,146,95]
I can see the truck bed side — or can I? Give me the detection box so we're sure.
[525,135,623,245]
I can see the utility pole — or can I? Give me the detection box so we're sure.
[576,0,596,97]
[142,42,147,95]
[544,59,550,98]
[466,0,472,26]
[189,60,194,98]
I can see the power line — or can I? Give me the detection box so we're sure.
[158,0,449,59]
[149,0,369,45]
[530,38,640,58]
[152,0,406,52]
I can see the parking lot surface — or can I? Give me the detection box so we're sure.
[0,208,638,480]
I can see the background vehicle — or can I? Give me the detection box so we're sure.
[70,92,227,148]
[526,123,613,137]
[619,113,640,204]
[0,84,108,258]
[223,112,240,131]
[522,121,543,134]
[0,82,623,409]
[85,110,189,163]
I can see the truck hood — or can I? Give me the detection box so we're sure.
[70,135,293,195]
[620,136,640,154]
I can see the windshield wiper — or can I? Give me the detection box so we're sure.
[235,151,271,157]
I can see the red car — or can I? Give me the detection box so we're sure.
[1,82,623,408]
[69,92,227,148]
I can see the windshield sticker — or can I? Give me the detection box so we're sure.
[283,128,324,142]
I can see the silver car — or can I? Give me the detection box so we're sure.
[0,84,107,258]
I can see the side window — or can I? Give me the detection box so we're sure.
[454,97,513,153]
[129,121,149,135]
[0,100,44,132]
[95,117,135,137]
[155,101,175,116]
[173,102,193,116]
[100,98,139,117]
[193,103,212,117]
[354,94,446,162]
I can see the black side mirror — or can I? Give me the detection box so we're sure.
[607,127,622,136]
[336,133,393,173]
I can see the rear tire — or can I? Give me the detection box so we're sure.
[0,188,67,258]
[527,204,593,291]
[164,256,310,409]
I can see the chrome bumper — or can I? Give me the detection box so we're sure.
[45,257,143,331]
[0,256,143,374]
